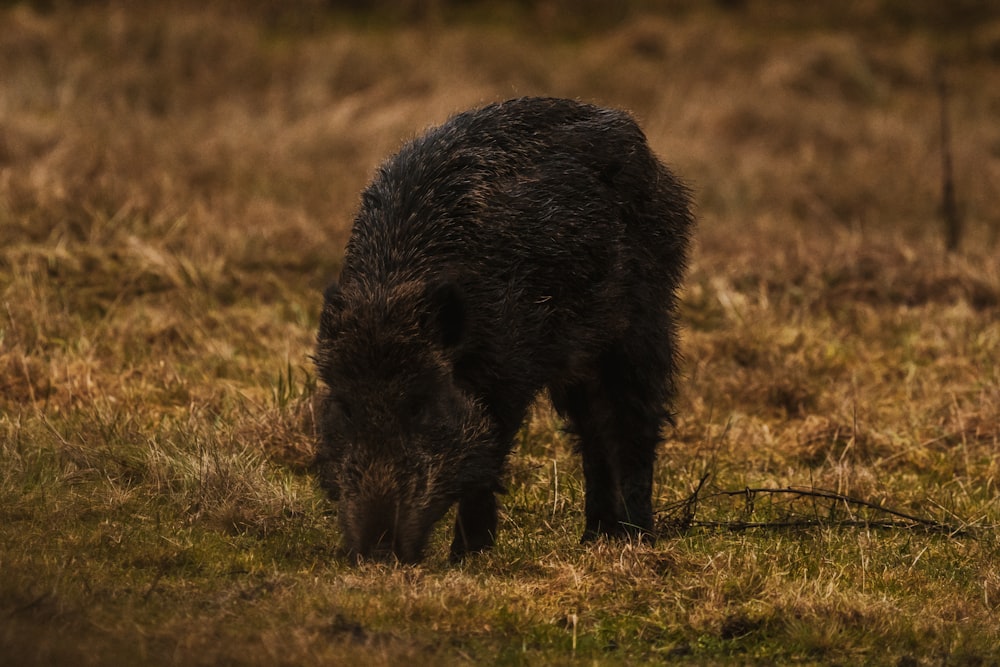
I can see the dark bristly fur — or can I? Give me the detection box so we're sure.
[314,97,694,563]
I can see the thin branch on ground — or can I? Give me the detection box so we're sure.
[657,476,986,537]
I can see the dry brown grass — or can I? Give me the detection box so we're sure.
[2,1,999,664]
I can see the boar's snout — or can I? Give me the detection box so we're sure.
[338,461,451,564]
[344,499,424,564]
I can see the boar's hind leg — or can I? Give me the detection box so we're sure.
[449,488,498,562]
[552,340,669,543]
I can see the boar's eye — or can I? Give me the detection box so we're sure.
[403,391,441,427]
[403,393,425,421]
[332,396,354,422]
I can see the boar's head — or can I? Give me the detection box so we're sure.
[314,279,493,563]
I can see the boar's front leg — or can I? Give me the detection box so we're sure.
[449,488,498,562]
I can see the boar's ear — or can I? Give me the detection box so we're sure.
[319,283,346,341]
[423,280,466,349]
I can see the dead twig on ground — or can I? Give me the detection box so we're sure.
[657,477,984,537]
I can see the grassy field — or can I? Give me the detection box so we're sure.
[2,1,999,664]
